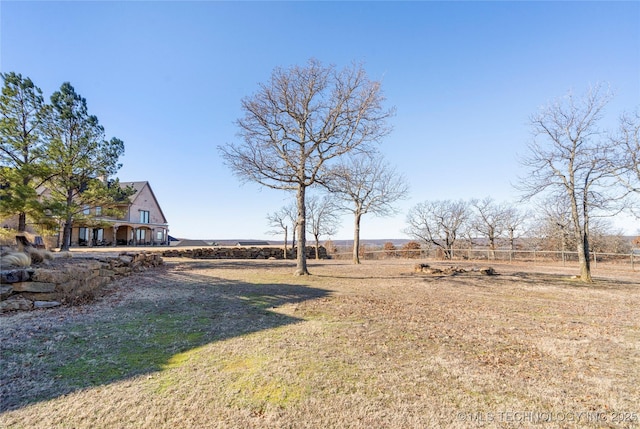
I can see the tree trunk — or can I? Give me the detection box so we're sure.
[570,191,592,282]
[444,232,453,260]
[353,211,362,264]
[60,189,75,251]
[60,217,72,251]
[18,212,27,232]
[571,215,592,282]
[294,184,309,275]
[283,226,288,259]
[291,227,296,253]
[18,175,29,232]
[509,228,515,258]
[314,234,320,260]
[488,231,496,260]
[577,230,592,282]
[444,248,452,260]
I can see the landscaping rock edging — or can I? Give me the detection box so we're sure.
[0,252,163,312]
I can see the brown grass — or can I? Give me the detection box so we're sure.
[0,259,638,428]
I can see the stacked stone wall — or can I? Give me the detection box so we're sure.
[0,252,163,312]
[162,246,327,260]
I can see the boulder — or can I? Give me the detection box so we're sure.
[33,300,62,309]
[11,281,56,293]
[0,285,13,299]
[0,269,34,284]
[32,269,71,284]
[479,267,496,275]
[0,295,33,312]
[22,292,60,301]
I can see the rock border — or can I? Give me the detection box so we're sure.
[0,252,163,312]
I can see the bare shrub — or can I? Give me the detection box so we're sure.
[383,242,397,258]
[401,241,421,258]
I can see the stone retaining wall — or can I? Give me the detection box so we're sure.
[162,246,327,260]
[0,252,163,312]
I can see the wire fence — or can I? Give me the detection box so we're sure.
[329,246,639,272]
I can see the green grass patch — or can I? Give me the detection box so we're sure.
[53,312,210,386]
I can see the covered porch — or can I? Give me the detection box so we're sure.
[72,223,169,247]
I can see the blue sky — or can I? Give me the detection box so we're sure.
[2,1,639,239]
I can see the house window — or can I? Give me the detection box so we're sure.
[95,206,102,216]
[83,205,90,215]
[156,231,163,241]
[136,229,146,241]
[79,227,89,245]
[140,210,150,224]
[95,228,104,242]
[79,227,89,241]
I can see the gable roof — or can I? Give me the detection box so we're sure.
[123,181,147,195]
[121,181,168,224]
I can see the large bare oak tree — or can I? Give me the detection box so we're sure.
[220,59,393,275]
[518,85,621,282]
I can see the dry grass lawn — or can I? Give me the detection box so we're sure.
[1,258,639,428]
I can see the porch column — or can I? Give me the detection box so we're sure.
[113,225,118,247]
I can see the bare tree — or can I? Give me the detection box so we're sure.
[532,195,630,255]
[325,153,409,264]
[266,206,291,259]
[589,224,632,254]
[219,59,393,275]
[284,202,298,252]
[612,110,639,194]
[529,196,575,254]
[404,200,470,259]
[469,197,509,259]
[306,194,341,259]
[517,84,621,282]
[469,198,528,259]
[611,110,640,219]
[503,204,528,256]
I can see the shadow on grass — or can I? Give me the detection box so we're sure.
[164,258,300,271]
[0,265,329,412]
[498,271,640,290]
